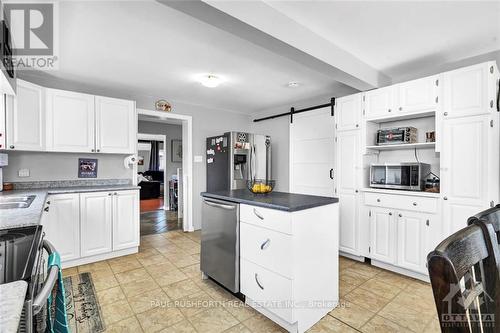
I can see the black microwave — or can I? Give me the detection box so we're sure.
[370,163,430,191]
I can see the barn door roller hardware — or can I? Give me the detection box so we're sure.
[253,97,336,123]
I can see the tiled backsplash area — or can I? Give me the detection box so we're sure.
[12,178,132,190]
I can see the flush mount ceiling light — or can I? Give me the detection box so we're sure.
[287,81,300,88]
[198,74,223,88]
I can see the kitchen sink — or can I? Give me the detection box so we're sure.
[0,195,36,209]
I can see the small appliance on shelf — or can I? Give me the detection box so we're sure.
[376,127,417,145]
[370,162,430,191]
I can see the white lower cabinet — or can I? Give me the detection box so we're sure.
[365,192,440,278]
[112,190,140,250]
[80,192,113,257]
[41,194,80,261]
[369,207,396,264]
[239,203,339,333]
[41,190,139,267]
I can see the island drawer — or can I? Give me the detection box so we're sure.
[240,204,292,235]
[241,258,293,323]
[364,192,438,213]
[240,222,293,278]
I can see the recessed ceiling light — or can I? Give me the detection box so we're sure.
[198,74,223,88]
[287,81,300,88]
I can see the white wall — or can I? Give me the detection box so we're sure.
[3,151,133,182]
[138,121,183,181]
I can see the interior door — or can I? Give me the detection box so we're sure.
[6,80,45,151]
[289,107,335,196]
[95,96,136,154]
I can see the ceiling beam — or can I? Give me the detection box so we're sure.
[158,0,390,90]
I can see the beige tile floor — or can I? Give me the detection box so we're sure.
[62,230,440,333]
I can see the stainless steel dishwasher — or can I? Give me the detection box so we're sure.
[201,198,240,293]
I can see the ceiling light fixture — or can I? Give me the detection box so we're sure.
[287,81,300,88]
[199,74,222,88]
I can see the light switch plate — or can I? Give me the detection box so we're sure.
[18,169,30,177]
[194,155,203,163]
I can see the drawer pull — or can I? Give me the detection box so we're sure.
[260,239,271,250]
[412,202,417,206]
[253,208,264,220]
[376,198,381,202]
[255,273,264,290]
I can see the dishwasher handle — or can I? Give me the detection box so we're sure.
[32,240,59,315]
[203,199,237,210]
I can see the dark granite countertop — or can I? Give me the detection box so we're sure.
[201,189,338,212]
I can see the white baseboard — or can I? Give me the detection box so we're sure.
[61,247,139,269]
[339,251,365,262]
[371,259,429,282]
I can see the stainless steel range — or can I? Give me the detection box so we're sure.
[0,226,59,333]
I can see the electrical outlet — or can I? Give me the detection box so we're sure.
[18,169,30,177]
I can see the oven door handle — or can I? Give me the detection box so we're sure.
[32,239,59,315]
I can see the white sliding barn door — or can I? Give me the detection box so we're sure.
[289,107,335,196]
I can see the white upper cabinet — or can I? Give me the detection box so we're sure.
[95,96,136,154]
[6,80,45,151]
[112,190,140,250]
[46,88,95,153]
[364,85,394,119]
[335,93,362,131]
[443,62,497,119]
[396,75,439,114]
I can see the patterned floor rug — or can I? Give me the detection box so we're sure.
[63,272,105,333]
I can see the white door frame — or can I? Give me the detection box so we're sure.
[136,109,194,232]
[137,133,168,210]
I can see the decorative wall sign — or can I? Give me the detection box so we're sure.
[78,158,98,178]
[171,139,182,162]
[155,99,172,112]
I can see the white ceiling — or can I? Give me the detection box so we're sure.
[38,0,355,114]
[26,1,499,114]
[265,1,500,78]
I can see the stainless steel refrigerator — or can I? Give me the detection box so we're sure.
[205,132,272,192]
[202,132,271,293]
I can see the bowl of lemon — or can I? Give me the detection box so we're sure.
[247,179,275,194]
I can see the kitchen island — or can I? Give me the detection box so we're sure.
[201,190,339,333]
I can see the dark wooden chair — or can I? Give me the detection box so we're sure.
[468,204,500,246]
[427,222,500,333]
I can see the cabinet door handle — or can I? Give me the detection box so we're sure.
[412,202,417,206]
[9,145,14,149]
[44,207,49,212]
[46,201,51,205]
[443,112,448,116]
[91,149,95,152]
[388,212,393,216]
[96,149,100,152]
[260,239,271,250]
[426,219,430,226]
[398,213,402,217]
[376,198,381,202]
[399,107,403,111]
[253,208,264,220]
[443,196,448,200]
[108,193,112,196]
[388,109,392,113]
[329,169,334,180]
[114,192,117,195]
[255,273,264,290]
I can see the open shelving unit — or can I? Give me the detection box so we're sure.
[365,142,435,151]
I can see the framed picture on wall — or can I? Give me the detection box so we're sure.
[78,158,98,178]
[171,139,182,162]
